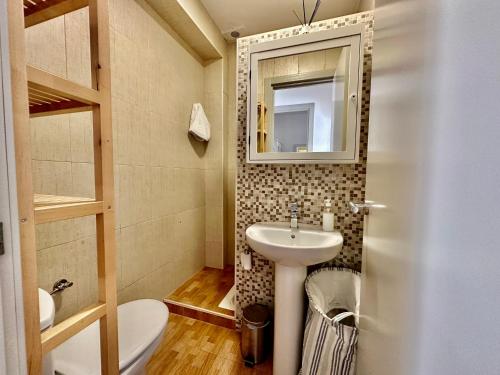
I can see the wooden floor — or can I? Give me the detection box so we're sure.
[165,266,235,317]
[146,314,273,374]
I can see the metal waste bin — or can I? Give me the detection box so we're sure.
[241,304,271,367]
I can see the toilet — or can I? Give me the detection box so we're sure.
[38,289,168,375]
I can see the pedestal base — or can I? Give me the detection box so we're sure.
[273,264,307,375]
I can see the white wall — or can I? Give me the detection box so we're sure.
[275,83,333,151]
[272,46,350,152]
[358,0,500,374]
[274,110,309,151]
[358,0,374,11]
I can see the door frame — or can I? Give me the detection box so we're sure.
[0,1,28,373]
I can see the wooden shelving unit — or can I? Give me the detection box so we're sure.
[24,0,88,28]
[257,103,267,153]
[34,193,95,207]
[7,0,119,373]
[27,65,99,117]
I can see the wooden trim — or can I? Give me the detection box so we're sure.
[29,102,93,118]
[34,201,104,224]
[24,0,89,28]
[165,302,236,330]
[27,65,101,105]
[34,193,95,207]
[41,303,106,354]
[6,0,42,373]
[164,299,236,320]
[89,0,119,373]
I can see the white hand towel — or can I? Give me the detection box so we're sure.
[188,103,211,141]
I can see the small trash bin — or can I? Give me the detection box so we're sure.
[301,267,361,375]
[241,304,271,367]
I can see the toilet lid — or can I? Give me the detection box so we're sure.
[52,299,168,374]
[118,299,169,370]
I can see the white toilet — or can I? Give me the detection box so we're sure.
[38,289,169,375]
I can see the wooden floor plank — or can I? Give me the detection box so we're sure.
[146,314,272,375]
[165,266,235,317]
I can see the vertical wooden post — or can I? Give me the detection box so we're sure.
[8,0,119,373]
[5,0,42,373]
[88,0,119,373]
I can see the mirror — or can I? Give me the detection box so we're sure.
[258,46,350,153]
[248,25,364,163]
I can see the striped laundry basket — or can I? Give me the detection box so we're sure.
[300,267,361,375]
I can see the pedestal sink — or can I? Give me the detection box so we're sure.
[246,222,343,375]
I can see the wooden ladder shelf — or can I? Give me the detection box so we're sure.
[7,0,119,373]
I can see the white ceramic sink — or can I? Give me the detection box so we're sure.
[245,222,344,375]
[246,222,343,267]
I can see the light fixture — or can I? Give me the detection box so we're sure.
[293,0,322,34]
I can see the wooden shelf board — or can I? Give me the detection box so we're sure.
[41,303,106,354]
[27,65,99,117]
[34,198,104,224]
[24,0,89,28]
[34,193,94,207]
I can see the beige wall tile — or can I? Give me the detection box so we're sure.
[274,55,299,76]
[151,215,176,266]
[69,112,94,163]
[37,241,79,322]
[206,205,223,243]
[150,112,174,167]
[205,168,223,207]
[25,16,67,77]
[36,220,76,251]
[71,162,95,198]
[36,216,95,251]
[205,240,224,268]
[151,167,175,219]
[298,50,326,73]
[119,224,139,287]
[174,208,205,254]
[64,8,91,86]
[224,43,237,266]
[30,115,71,162]
[74,236,98,308]
[118,165,152,227]
[32,160,73,196]
[224,168,236,265]
[173,168,205,213]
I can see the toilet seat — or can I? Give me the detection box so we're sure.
[118,299,168,370]
[52,299,168,374]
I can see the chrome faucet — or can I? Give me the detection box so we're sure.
[289,202,299,228]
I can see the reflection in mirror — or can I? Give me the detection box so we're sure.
[257,46,350,153]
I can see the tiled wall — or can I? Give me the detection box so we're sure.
[234,12,373,324]
[27,0,224,322]
[224,42,238,266]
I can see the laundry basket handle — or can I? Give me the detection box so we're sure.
[333,311,355,325]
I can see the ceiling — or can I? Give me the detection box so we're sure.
[200,0,364,39]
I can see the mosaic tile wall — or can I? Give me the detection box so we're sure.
[235,11,374,325]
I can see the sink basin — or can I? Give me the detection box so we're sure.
[246,222,343,267]
[245,222,344,375]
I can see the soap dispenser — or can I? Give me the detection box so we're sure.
[322,199,334,232]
